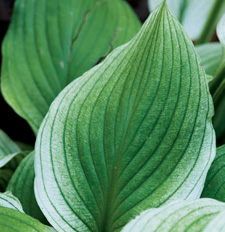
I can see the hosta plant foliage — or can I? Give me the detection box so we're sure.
[123,199,225,232]
[148,0,225,43]
[196,14,225,144]
[1,0,225,231]
[0,130,30,192]
[35,2,215,231]
[202,145,225,202]
[7,152,47,224]
[1,0,141,133]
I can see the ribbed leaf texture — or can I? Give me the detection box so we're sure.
[0,206,51,231]
[35,2,215,232]
[1,0,141,133]
[122,199,225,232]
[0,192,24,213]
[148,0,225,42]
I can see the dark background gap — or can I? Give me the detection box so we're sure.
[0,0,149,145]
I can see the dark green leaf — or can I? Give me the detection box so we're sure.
[202,145,225,201]
[7,152,47,224]
[1,0,141,133]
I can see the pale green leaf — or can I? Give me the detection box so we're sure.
[0,206,51,231]
[122,199,225,232]
[0,130,30,192]
[196,43,223,77]
[7,152,47,224]
[217,14,225,47]
[202,145,225,201]
[0,192,24,213]
[148,0,225,42]
[35,3,215,232]
[0,130,21,168]
[1,0,141,133]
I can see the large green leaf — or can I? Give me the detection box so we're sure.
[35,2,215,232]
[7,152,47,224]
[0,192,24,213]
[122,199,225,232]
[202,145,225,201]
[0,206,51,231]
[1,0,141,133]
[148,0,225,42]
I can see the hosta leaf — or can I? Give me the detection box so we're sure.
[202,145,225,201]
[122,199,225,232]
[0,130,21,168]
[1,0,141,133]
[0,170,13,192]
[148,0,225,42]
[196,43,223,76]
[7,152,47,224]
[35,2,215,232]
[0,130,30,192]
[0,206,51,231]
[0,192,24,213]
[211,14,225,144]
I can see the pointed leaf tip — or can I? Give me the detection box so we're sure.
[35,1,215,231]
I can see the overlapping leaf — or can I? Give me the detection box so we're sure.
[7,152,47,224]
[210,14,225,144]
[122,199,225,232]
[1,0,141,133]
[202,145,225,201]
[35,2,215,232]
[0,130,30,191]
[148,0,225,42]
[196,43,223,77]
[0,192,24,212]
[0,206,51,231]
[0,130,21,168]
